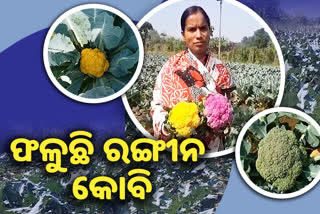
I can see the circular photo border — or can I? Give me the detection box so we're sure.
[235,107,320,199]
[122,0,286,158]
[43,3,144,104]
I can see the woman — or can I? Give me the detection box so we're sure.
[151,6,232,152]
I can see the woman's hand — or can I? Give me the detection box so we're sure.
[160,125,172,141]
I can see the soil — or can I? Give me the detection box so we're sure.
[279,116,299,130]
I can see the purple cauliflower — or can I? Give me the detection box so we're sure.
[204,93,233,130]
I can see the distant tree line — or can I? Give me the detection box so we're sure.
[140,22,279,65]
[222,28,278,65]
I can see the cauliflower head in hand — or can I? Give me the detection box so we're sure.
[168,102,200,138]
[80,48,109,78]
[256,127,307,193]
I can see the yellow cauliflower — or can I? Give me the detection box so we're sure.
[80,48,109,78]
[168,102,201,138]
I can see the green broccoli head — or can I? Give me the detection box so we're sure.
[256,127,307,193]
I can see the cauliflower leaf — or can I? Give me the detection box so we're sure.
[93,12,124,50]
[80,86,115,98]
[63,11,91,47]
[109,49,139,78]
[49,33,75,53]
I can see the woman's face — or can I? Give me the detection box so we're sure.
[182,12,210,58]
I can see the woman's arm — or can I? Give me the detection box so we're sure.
[221,86,236,99]
[215,63,235,98]
[150,63,171,140]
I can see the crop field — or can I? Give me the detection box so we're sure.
[0,151,233,213]
[278,27,320,121]
[126,54,281,148]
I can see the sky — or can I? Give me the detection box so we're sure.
[238,0,320,18]
[279,0,320,18]
[145,0,264,43]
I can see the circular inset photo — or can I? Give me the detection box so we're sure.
[43,4,143,103]
[123,0,285,157]
[235,107,320,199]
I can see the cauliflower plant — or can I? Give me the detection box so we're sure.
[256,127,307,193]
[47,9,139,98]
[80,48,109,78]
[168,102,201,138]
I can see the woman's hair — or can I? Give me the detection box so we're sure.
[180,6,211,33]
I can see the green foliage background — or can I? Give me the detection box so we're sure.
[140,23,279,66]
